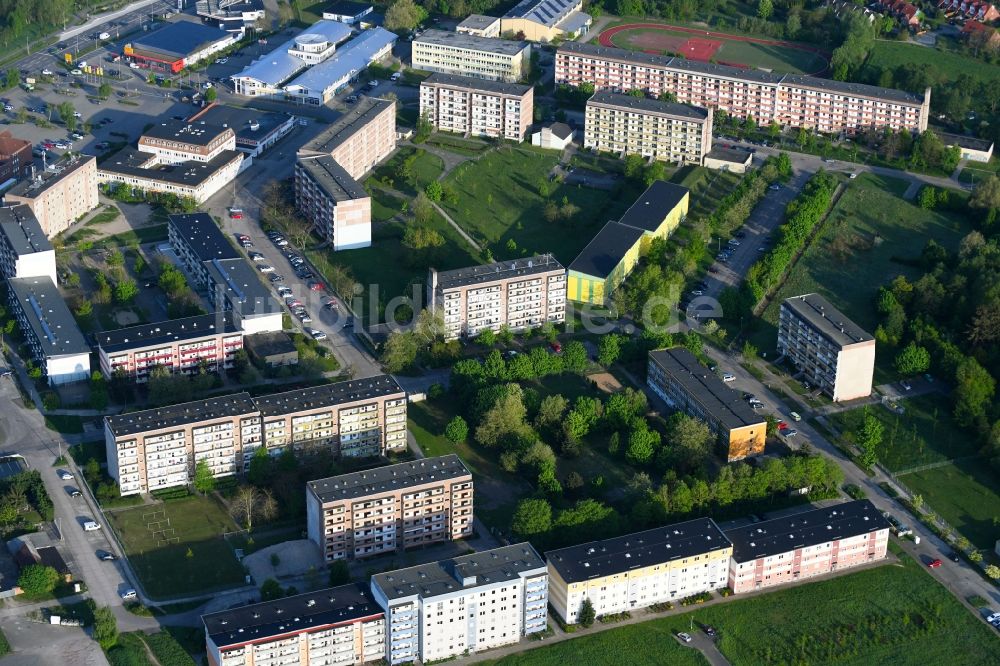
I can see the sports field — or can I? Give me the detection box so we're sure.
[599,22,829,75]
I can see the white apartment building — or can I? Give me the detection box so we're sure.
[412,29,531,82]
[420,73,534,142]
[427,254,566,340]
[4,155,100,238]
[137,120,237,164]
[7,276,90,385]
[0,205,57,284]
[371,544,549,665]
[585,90,713,165]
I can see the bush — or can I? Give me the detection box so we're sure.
[679,591,713,605]
[17,564,60,597]
[144,631,197,666]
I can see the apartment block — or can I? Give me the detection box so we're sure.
[5,155,99,238]
[412,30,531,83]
[306,454,473,562]
[370,543,548,664]
[7,276,90,385]
[298,97,396,181]
[778,293,875,402]
[725,500,890,593]
[585,90,712,165]
[426,254,566,340]
[647,348,766,462]
[95,311,243,382]
[203,582,386,666]
[0,130,32,184]
[546,518,732,624]
[138,120,237,164]
[420,73,534,142]
[555,42,930,134]
[168,212,242,289]
[0,205,57,283]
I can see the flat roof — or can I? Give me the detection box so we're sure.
[505,0,579,27]
[567,220,645,280]
[141,120,232,147]
[546,518,732,583]
[423,72,532,96]
[243,330,297,356]
[105,392,258,437]
[7,277,90,357]
[0,205,53,256]
[372,543,545,602]
[131,20,232,60]
[725,499,891,563]
[706,145,753,163]
[205,257,281,319]
[648,347,765,431]
[434,254,564,291]
[309,454,471,504]
[6,155,95,200]
[588,90,709,120]
[324,0,374,16]
[254,374,404,417]
[203,582,381,649]
[285,28,397,97]
[98,147,242,187]
[169,212,241,263]
[296,155,368,202]
[781,293,873,347]
[415,29,529,55]
[95,311,237,352]
[938,131,994,152]
[232,20,352,87]
[187,104,293,145]
[457,14,500,29]
[616,180,689,233]
[301,96,394,155]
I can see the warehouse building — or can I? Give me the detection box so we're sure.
[501,0,592,42]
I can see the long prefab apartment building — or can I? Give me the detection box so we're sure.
[412,30,531,83]
[419,73,534,142]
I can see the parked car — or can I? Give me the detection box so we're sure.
[769,184,781,191]
[285,298,302,308]
[257,264,275,273]
[83,520,101,531]
[248,251,265,261]
[777,420,788,429]
[228,208,243,219]
[277,286,293,296]
[120,588,137,601]
[900,380,912,391]
[927,558,942,569]
[948,552,960,562]
[703,625,717,638]
[99,551,117,561]
[722,373,736,382]
[390,72,402,81]
[345,95,358,103]
[58,470,74,480]
[677,632,692,643]
[218,57,229,64]
[784,429,798,437]
[68,487,81,497]
[268,274,284,283]
[298,312,313,324]
[789,411,801,421]
[309,328,327,340]
[549,341,562,353]
[850,172,858,179]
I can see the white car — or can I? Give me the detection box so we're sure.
[309,328,328,340]
[120,588,137,601]
[390,72,401,81]
[42,68,53,76]
[850,172,858,179]
[218,57,229,64]
[257,264,275,273]
[677,632,692,643]
[83,520,101,531]
[71,68,82,75]
[129,62,140,69]
[722,373,736,382]
[73,111,82,118]
[202,81,213,89]
[58,470,74,480]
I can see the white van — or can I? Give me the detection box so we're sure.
[83,521,101,531]
[120,589,137,601]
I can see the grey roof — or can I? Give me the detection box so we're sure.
[105,392,258,437]
[254,374,404,417]
[415,29,529,55]
[197,0,265,20]
[323,0,374,16]
[504,0,579,27]
[434,254,564,291]
[457,14,500,29]
[203,583,381,649]
[938,131,994,152]
[555,10,591,33]
[546,518,732,584]
[284,27,397,98]
[205,258,281,319]
[372,543,545,602]
[168,212,241,263]
[308,454,471,504]
[141,120,232,147]
[187,105,293,146]
[243,331,297,357]
[423,72,532,97]
[233,20,353,87]
[567,220,645,279]
[616,180,690,233]
[0,206,52,257]
[98,148,243,187]
[706,145,753,163]
[545,122,573,139]
[6,155,95,200]
[781,293,873,348]
[588,90,710,120]
[95,312,238,352]
[296,155,368,202]
[301,96,394,155]
[725,500,891,563]
[7,277,90,357]
[130,20,232,59]
[648,347,765,431]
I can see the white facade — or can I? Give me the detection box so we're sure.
[419,75,533,141]
[412,30,530,83]
[532,124,574,150]
[234,309,284,334]
[97,151,243,204]
[9,250,57,284]
[43,352,92,385]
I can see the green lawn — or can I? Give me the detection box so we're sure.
[674,166,743,220]
[900,459,1000,549]
[369,188,406,222]
[958,158,1000,186]
[369,147,443,198]
[861,40,1000,91]
[106,495,245,599]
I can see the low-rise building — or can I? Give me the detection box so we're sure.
[778,293,875,402]
[124,19,238,73]
[501,0,592,42]
[647,348,766,462]
[412,30,531,83]
[371,544,548,664]
[323,0,375,24]
[546,518,732,624]
[306,454,473,562]
[0,131,32,185]
[531,122,574,150]
[203,582,386,666]
[0,206,56,283]
[420,73,533,142]
[939,0,1000,22]
[7,277,90,385]
[185,104,298,159]
[456,14,502,38]
[5,155,99,238]
[195,0,266,33]
[283,27,397,106]
[243,331,299,367]
[939,130,994,163]
[704,145,754,173]
[725,500,890,593]
[427,254,566,340]
[138,120,236,165]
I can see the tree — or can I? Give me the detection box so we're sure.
[193,459,215,493]
[856,412,884,469]
[205,87,217,102]
[5,68,19,89]
[917,186,937,210]
[536,394,568,431]
[670,414,713,459]
[444,415,469,443]
[93,606,118,650]
[17,564,60,597]
[425,180,443,202]
[757,0,773,19]
[578,598,596,627]
[894,343,930,376]
[616,0,644,16]
[385,0,426,32]
[953,357,996,426]
[985,564,1000,580]
[476,390,528,448]
[597,333,623,367]
[511,497,552,537]
[98,82,112,99]
[785,12,801,38]
[260,578,283,601]
[402,225,444,252]
[115,278,138,303]
[230,485,272,531]
[476,328,496,347]
[382,331,418,373]
[57,101,77,132]
[412,192,435,224]
[970,174,1000,210]
[626,426,660,465]
[562,340,588,373]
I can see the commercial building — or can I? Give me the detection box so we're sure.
[778,293,875,402]
[0,206,57,284]
[306,454,473,562]
[725,500,890,593]
[555,42,931,134]
[546,518,732,624]
[940,131,994,163]
[0,131,32,186]
[502,0,592,42]
[567,180,689,305]
[323,1,375,24]
[124,19,238,73]
[95,311,243,382]
[138,120,237,164]
[283,27,397,106]
[427,254,566,340]
[203,583,385,666]
[412,30,531,83]
[195,0,266,33]
[5,155,99,238]
[585,91,713,165]
[704,145,754,173]
[370,544,548,664]
[456,14,502,38]
[7,277,90,385]
[531,122,574,150]
[187,103,297,159]
[420,73,534,142]
[647,347,766,462]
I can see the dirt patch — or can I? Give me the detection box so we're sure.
[587,372,623,394]
[114,310,141,326]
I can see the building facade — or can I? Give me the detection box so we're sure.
[420,73,534,142]
[725,500,890,593]
[124,20,237,73]
[0,205,57,283]
[370,544,548,665]
[412,30,531,83]
[502,0,592,41]
[298,97,396,180]
[137,121,237,164]
[546,518,732,624]
[323,1,375,24]
[555,42,931,134]
[585,91,712,165]
[427,254,566,340]
[778,293,875,402]
[0,130,32,185]
[7,276,90,385]
[306,454,474,562]
[647,348,766,462]
[5,155,99,238]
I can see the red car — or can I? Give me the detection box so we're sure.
[927,559,942,568]
[228,208,244,219]
[549,341,562,353]
[777,421,788,430]
[309,281,325,292]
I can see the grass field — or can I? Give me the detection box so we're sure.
[900,460,1000,549]
[486,549,1000,666]
[673,166,744,219]
[861,41,1000,91]
[369,147,444,198]
[106,495,244,599]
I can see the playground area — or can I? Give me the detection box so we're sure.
[599,22,830,75]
